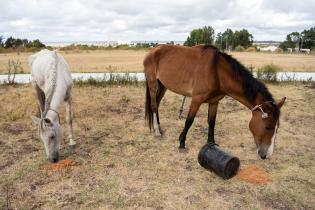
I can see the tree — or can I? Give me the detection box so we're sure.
[233,29,253,49]
[22,39,29,47]
[215,32,223,49]
[280,27,315,51]
[1,36,46,49]
[184,26,215,46]
[301,27,315,49]
[4,36,15,48]
[221,28,234,50]
[288,32,301,49]
[214,28,253,50]
[0,36,3,47]
[28,39,45,48]
[279,41,290,51]
[279,32,301,51]
[4,37,24,48]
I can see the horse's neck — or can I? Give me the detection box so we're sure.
[49,78,67,113]
[223,76,265,110]
[44,53,59,116]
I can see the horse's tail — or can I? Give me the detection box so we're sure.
[145,80,153,130]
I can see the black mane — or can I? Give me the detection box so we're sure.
[202,45,275,103]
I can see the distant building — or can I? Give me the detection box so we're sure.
[286,48,310,54]
[44,40,185,48]
[259,46,279,52]
[253,41,280,47]
[300,48,311,54]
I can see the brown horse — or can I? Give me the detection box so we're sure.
[144,44,286,159]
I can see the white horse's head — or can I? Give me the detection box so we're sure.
[32,116,63,162]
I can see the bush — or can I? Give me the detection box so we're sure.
[275,48,284,53]
[245,46,256,52]
[256,64,280,83]
[235,45,245,52]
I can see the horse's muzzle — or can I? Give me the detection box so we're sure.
[48,152,59,163]
[258,148,267,160]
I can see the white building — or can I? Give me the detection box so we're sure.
[259,46,278,52]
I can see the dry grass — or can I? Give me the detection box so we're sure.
[230,52,315,72]
[0,83,314,209]
[0,50,315,74]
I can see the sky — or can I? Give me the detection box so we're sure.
[0,0,314,42]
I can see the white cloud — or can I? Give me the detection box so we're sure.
[0,0,314,41]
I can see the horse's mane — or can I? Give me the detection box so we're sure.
[43,51,58,117]
[202,45,275,104]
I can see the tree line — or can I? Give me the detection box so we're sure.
[279,26,315,51]
[0,36,46,49]
[184,26,253,51]
[184,25,315,52]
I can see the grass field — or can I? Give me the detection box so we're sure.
[0,50,315,74]
[0,83,314,209]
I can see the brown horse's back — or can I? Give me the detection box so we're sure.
[144,44,220,97]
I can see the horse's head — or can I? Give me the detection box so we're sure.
[32,116,63,162]
[249,97,286,159]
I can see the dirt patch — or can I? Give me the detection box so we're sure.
[44,160,78,171]
[0,160,14,170]
[1,123,30,135]
[237,165,270,184]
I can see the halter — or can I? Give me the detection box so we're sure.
[251,101,277,119]
[48,108,60,123]
[251,104,268,118]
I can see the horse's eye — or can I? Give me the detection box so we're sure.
[266,126,272,131]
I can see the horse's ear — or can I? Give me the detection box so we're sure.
[277,97,286,109]
[31,116,41,125]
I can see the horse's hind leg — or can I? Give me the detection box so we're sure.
[65,90,75,148]
[144,55,163,137]
[34,83,45,117]
[156,80,167,134]
[151,82,162,137]
[146,78,162,136]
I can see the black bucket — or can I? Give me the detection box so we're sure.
[198,143,240,179]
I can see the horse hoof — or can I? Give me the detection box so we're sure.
[178,146,188,153]
[155,131,162,137]
[68,144,76,150]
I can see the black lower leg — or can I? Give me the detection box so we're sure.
[208,114,216,145]
[179,114,195,148]
[208,102,218,145]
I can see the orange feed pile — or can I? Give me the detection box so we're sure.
[237,165,270,184]
[44,159,77,171]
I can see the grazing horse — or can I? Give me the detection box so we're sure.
[144,44,286,159]
[29,49,75,162]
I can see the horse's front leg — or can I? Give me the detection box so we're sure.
[208,102,218,145]
[178,99,201,149]
[66,95,75,148]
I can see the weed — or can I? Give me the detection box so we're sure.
[256,64,280,83]
[74,73,142,87]
[6,60,22,85]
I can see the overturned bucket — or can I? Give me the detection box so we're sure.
[198,143,240,179]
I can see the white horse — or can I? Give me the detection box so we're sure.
[29,49,75,162]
